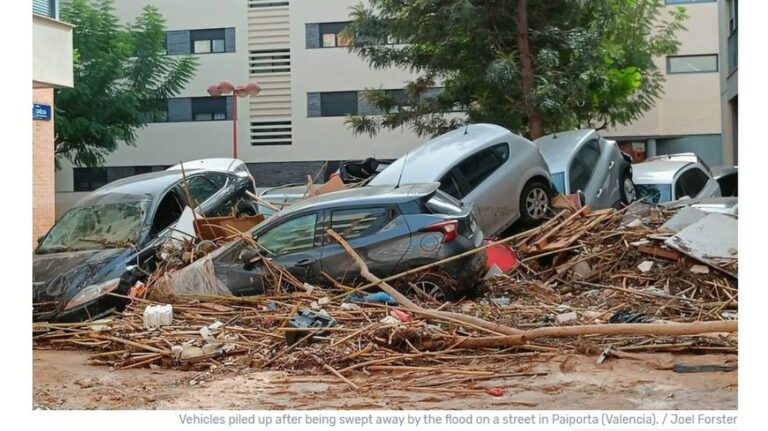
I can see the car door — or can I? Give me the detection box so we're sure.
[223,211,324,295]
[447,143,510,236]
[567,139,602,206]
[318,205,411,284]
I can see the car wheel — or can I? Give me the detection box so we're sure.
[403,270,459,303]
[619,169,636,205]
[519,180,550,226]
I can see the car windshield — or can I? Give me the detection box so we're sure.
[37,201,150,253]
[635,184,672,204]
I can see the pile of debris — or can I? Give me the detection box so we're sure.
[33,202,737,384]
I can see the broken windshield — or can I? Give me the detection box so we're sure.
[37,201,150,253]
[635,184,672,204]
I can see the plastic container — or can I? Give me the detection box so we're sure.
[143,304,173,328]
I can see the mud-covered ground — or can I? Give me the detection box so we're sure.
[33,350,737,410]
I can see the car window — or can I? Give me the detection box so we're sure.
[206,172,230,189]
[717,173,738,197]
[331,207,391,240]
[152,192,183,234]
[455,143,508,193]
[568,139,601,192]
[675,167,709,199]
[439,170,464,199]
[256,213,318,256]
[186,176,220,206]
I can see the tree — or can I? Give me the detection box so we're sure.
[55,0,197,167]
[344,0,687,140]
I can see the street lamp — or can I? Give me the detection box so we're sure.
[207,80,261,159]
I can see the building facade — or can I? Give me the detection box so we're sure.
[606,0,723,165]
[54,0,724,216]
[718,0,738,165]
[33,0,73,241]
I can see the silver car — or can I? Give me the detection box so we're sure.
[369,123,552,236]
[534,129,635,209]
[633,156,721,204]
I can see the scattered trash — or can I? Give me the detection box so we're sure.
[555,311,578,324]
[690,265,710,274]
[390,308,413,323]
[318,296,331,306]
[142,304,173,328]
[346,292,399,305]
[491,297,511,306]
[637,260,654,273]
[285,310,337,345]
[379,315,400,324]
[340,303,361,311]
[609,312,650,324]
[484,264,504,279]
[486,387,505,397]
[672,363,737,373]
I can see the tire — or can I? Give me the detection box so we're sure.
[619,168,636,205]
[402,270,459,303]
[518,179,550,226]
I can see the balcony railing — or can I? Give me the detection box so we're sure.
[728,30,738,72]
[33,0,58,20]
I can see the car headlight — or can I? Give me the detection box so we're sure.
[64,278,121,310]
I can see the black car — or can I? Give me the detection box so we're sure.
[211,183,486,301]
[33,169,256,322]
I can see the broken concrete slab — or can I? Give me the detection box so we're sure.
[665,213,738,261]
[661,206,707,233]
[637,261,654,273]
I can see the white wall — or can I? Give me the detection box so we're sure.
[33,15,73,88]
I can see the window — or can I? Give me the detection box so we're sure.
[665,0,715,4]
[318,22,351,48]
[191,97,228,121]
[728,0,738,71]
[191,29,226,54]
[152,192,184,235]
[439,171,465,200]
[717,173,738,197]
[257,213,318,256]
[73,166,169,192]
[186,176,220,207]
[33,0,57,19]
[320,92,358,117]
[667,55,718,74]
[455,143,509,193]
[331,208,391,240]
[675,168,709,199]
[569,140,601,193]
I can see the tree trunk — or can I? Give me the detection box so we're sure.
[516,0,545,139]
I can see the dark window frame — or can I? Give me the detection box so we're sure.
[674,167,709,199]
[568,139,601,193]
[329,206,392,241]
[666,54,719,74]
[452,143,510,195]
[190,28,227,54]
[319,91,358,117]
[191,96,230,122]
[256,211,321,256]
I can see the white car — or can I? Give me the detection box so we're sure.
[369,123,553,236]
[633,154,721,204]
[535,129,635,209]
[168,158,255,192]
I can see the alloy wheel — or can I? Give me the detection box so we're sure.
[525,188,548,219]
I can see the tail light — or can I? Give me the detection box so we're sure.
[421,220,459,242]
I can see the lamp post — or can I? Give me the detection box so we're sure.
[207,81,261,159]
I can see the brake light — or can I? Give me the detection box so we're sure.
[421,220,459,242]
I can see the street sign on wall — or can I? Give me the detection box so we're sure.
[33,104,52,121]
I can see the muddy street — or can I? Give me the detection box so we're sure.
[33,350,737,410]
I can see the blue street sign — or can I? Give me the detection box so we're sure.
[33,103,52,121]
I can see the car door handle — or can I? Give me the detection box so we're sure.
[596,188,604,198]
[295,258,316,267]
[608,161,615,170]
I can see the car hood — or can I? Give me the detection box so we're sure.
[33,248,131,307]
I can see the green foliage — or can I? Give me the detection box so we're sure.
[55,0,197,167]
[344,0,687,138]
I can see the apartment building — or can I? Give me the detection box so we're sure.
[33,0,73,241]
[606,0,723,165]
[54,0,724,216]
[718,0,738,165]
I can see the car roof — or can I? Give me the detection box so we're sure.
[265,183,440,221]
[167,158,241,172]
[632,160,695,184]
[534,129,598,173]
[369,124,535,185]
[73,169,205,207]
[260,183,310,200]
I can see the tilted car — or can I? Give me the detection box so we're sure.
[168,158,255,192]
[534,129,635,209]
[211,184,486,301]
[257,183,310,216]
[33,169,256,322]
[632,157,721,204]
[368,124,553,236]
